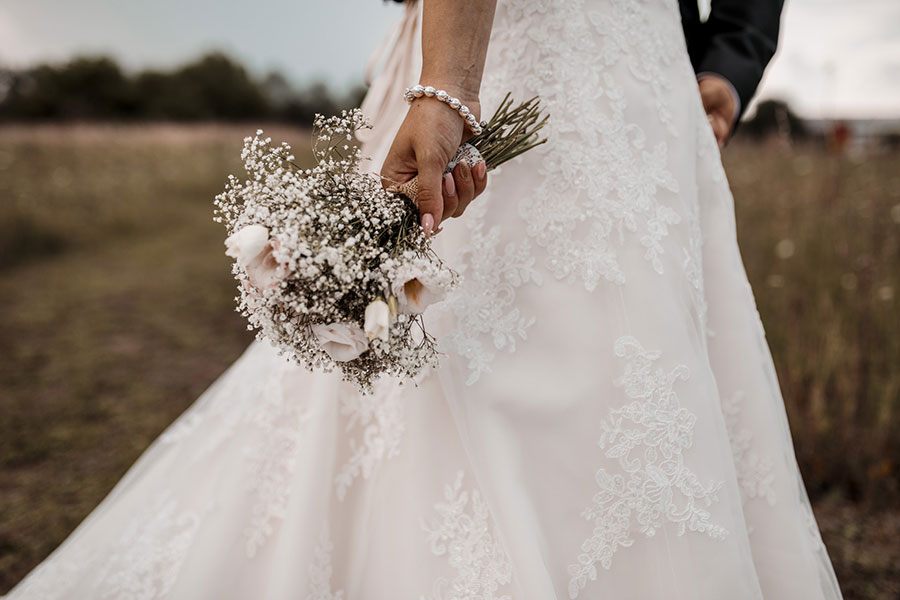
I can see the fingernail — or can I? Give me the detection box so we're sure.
[473,162,486,180]
[443,173,455,196]
[458,163,470,181]
[422,213,435,235]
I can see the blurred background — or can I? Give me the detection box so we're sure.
[0,0,898,597]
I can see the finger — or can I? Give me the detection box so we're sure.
[454,161,487,218]
[717,111,735,143]
[415,151,445,234]
[710,114,728,146]
[472,161,487,198]
[451,161,475,219]
[442,173,459,219]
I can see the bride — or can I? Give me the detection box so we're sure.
[6,0,844,598]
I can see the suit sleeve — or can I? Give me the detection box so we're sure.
[696,0,785,120]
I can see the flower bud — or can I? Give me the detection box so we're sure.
[364,299,391,342]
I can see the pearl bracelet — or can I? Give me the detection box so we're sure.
[403,84,486,136]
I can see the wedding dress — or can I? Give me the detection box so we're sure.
[5,1,844,599]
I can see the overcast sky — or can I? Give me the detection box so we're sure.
[0,0,897,118]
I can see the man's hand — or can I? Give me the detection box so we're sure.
[698,74,739,147]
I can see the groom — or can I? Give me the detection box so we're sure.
[680,0,785,145]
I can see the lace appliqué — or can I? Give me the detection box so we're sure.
[243,368,313,557]
[15,493,210,600]
[158,344,316,558]
[421,471,513,600]
[439,1,698,382]
[567,336,728,599]
[440,201,542,385]
[681,172,709,338]
[95,493,210,599]
[11,547,95,600]
[306,524,345,600]
[159,343,284,457]
[723,392,776,507]
[482,0,684,292]
[334,380,405,500]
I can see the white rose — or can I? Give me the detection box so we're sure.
[225,224,269,267]
[245,239,286,290]
[364,299,391,342]
[391,269,448,314]
[311,322,369,362]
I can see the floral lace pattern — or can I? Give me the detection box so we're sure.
[421,471,513,600]
[439,201,542,385]
[567,336,728,599]
[96,493,210,599]
[484,0,685,291]
[334,380,406,500]
[306,524,345,600]
[157,346,321,558]
[722,391,777,507]
[10,546,95,599]
[159,345,284,458]
[682,179,709,338]
[16,493,210,600]
[243,368,313,557]
[442,0,699,383]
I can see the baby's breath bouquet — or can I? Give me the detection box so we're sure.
[214,96,546,391]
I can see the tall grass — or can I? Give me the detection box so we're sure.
[726,142,900,505]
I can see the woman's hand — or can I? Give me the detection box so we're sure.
[379,0,497,234]
[381,96,488,234]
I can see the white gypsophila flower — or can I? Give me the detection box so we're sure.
[224,224,269,267]
[364,299,391,342]
[390,261,454,314]
[311,322,369,362]
[214,110,458,392]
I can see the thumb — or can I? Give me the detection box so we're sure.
[414,151,445,235]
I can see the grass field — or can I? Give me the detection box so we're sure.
[1,124,898,597]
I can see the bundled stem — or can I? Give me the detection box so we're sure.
[469,93,548,170]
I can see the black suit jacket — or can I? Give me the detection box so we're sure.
[679,0,785,120]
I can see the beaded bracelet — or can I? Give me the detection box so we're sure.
[403,84,486,135]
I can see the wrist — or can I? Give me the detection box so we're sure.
[405,83,482,129]
[417,74,480,108]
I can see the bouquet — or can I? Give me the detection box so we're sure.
[214,95,547,391]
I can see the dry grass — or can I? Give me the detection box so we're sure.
[0,125,898,597]
[725,141,900,505]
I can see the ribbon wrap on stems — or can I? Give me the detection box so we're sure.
[386,143,485,205]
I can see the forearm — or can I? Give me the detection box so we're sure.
[420,0,498,102]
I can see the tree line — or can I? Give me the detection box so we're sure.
[0,51,832,145]
[0,53,365,123]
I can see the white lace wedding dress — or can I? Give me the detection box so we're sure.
[6,1,843,599]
